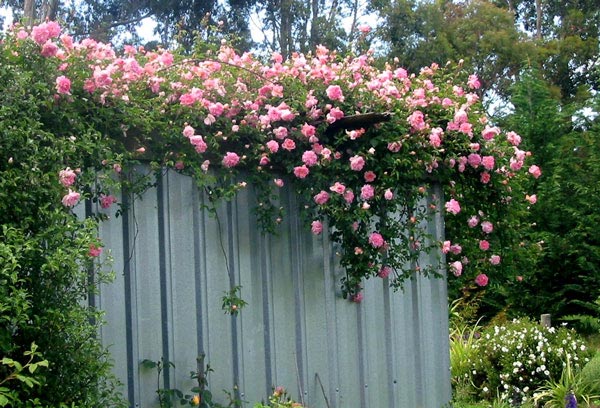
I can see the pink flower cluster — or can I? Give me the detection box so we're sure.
[13,21,541,296]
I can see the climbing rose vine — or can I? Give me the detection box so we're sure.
[5,22,539,299]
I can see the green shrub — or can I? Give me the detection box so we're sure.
[459,318,592,406]
[580,352,600,394]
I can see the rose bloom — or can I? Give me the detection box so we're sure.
[481,156,495,170]
[475,273,489,286]
[266,140,279,153]
[313,190,330,205]
[479,240,490,251]
[330,182,346,194]
[100,194,117,209]
[450,261,462,277]
[311,220,323,235]
[59,167,77,187]
[360,184,374,200]
[182,125,195,138]
[467,216,479,228]
[281,138,296,151]
[302,150,318,166]
[222,152,240,168]
[88,244,102,257]
[343,189,354,203]
[349,155,365,171]
[529,164,542,179]
[526,194,537,204]
[481,221,494,234]
[293,165,309,178]
[445,199,461,215]
[378,265,392,278]
[384,189,393,200]
[450,244,462,255]
[368,232,385,248]
[364,171,376,182]
[442,240,451,254]
[489,255,501,265]
[55,75,71,94]
[326,85,344,101]
[62,189,80,207]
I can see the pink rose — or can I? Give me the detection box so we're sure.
[311,220,323,235]
[62,189,80,207]
[467,216,479,228]
[408,110,427,131]
[59,167,77,187]
[450,261,462,277]
[302,150,318,166]
[528,165,542,179]
[467,153,482,168]
[343,190,355,204]
[481,221,494,234]
[182,125,195,138]
[480,172,491,184]
[526,194,537,204]
[88,244,103,257]
[479,240,490,251]
[352,292,363,303]
[55,75,71,94]
[475,273,489,286]
[349,155,365,171]
[330,182,346,194]
[378,265,392,279]
[445,199,461,215]
[190,136,207,153]
[293,165,309,179]
[482,126,500,141]
[368,232,385,248]
[481,156,495,170]
[281,138,296,151]
[467,74,481,89]
[442,241,451,254]
[506,131,522,146]
[313,191,330,205]
[273,127,288,139]
[274,178,284,187]
[364,171,376,182]
[100,194,117,209]
[450,244,462,255]
[360,184,374,200]
[222,152,240,168]
[384,189,393,200]
[266,140,279,153]
[301,123,316,138]
[40,40,58,57]
[326,85,344,101]
[489,255,501,265]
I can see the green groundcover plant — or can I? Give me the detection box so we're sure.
[1,20,540,405]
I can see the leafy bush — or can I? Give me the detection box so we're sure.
[458,318,591,405]
[580,352,600,394]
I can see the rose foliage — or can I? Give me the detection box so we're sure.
[4,21,539,300]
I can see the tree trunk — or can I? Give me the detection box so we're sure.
[535,0,543,39]
[310,0,319,48]
[42,0,60,21]
[23,0,36,24]
[279,0,293,59]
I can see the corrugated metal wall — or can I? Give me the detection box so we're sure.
[88,168,451,408]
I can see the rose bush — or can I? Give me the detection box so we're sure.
[2,21,540,300]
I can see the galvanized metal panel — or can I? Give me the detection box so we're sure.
[95,169,451,407]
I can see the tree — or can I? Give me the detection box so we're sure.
[371,0,534,97]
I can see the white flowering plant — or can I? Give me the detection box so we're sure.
[460,318,592,405]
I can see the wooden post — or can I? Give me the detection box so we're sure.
[541,314,551,328]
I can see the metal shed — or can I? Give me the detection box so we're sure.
[86,168,451,407]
